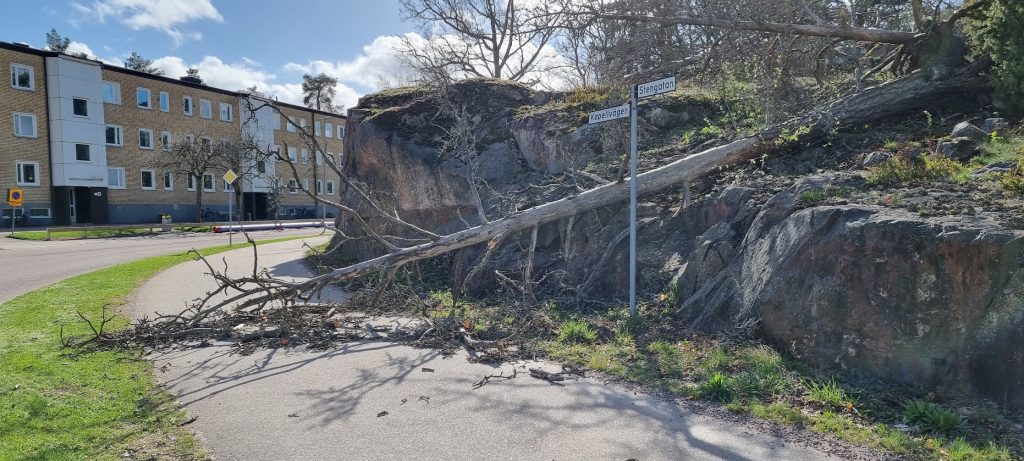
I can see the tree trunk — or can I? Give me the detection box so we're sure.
[284,67,984,296]
[195,188,204,223]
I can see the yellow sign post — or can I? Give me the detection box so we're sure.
[7,188,23,207]
[7,188,24,233]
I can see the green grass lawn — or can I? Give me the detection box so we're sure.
[0,235,314,461]
[7,226,213,241]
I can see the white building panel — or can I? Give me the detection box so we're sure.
[46,56,107,187]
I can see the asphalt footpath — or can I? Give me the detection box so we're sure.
[129,238,839,461]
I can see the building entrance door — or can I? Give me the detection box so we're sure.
[68,189,77,224]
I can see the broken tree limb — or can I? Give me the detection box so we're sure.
[230,67,983,310]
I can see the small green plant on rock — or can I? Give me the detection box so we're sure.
[805,378,851,411]
[699,372,733,402]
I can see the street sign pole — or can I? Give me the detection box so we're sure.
[629,85,639,318]
[228,191,233,245]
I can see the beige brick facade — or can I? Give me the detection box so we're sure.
[0,41,346,224]
[1,46,51,220]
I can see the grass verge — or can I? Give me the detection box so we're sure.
[0,234,314,461]
[8,226,212,241]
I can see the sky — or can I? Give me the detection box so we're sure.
[0,0,420,109]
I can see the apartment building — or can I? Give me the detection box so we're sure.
[1,41,346,226]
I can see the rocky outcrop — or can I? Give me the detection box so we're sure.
[336,80,1024,410]
[672,176,1024,411]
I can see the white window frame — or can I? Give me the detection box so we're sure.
[10,63,34,90]
[325,122,333,138]
[316,152,324,165]
[223,179,234,192]
[326,180,335,195]
[138,128,154,150]
[163,171,174,190]
[187,174,197,191]
[200,137,213,155]
[107,167,126,190]
[337,125,344,138]
[199,99,212,119]
[159,91,170,112]
[13,112,37,138]
[316,179,323,194]
[74,143,91,162]
[202,173,215,192]
[219,103,233,122]
[302,179,309,192]
[288,179,298,194]
[286,117,296,133]
[102,81,120,104]
[105,124,123,146]
[16,161,40,186]
[140,169,156,190]
[72,97,89,117]
[315,121,321,136]
[160,131,172,150]
[136,87,151,109]
[183,96,193,116]
[301,149,309,164]
[287,147,297,162]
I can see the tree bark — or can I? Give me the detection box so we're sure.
[281,67,983,297]
[587,12,921,45]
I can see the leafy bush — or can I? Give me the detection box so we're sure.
[557,320,598,344]
[901,399,936,424]
[867,155,972,186]
[966,0,1024,115]
[901,400,966,435]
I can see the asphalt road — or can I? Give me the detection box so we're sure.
[0,228,322,304]
[131,239,841,461]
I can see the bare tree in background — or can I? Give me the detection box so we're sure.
[155,133,257,222]
[399,0,567,84]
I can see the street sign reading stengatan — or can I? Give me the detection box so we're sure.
[637,76,676,99]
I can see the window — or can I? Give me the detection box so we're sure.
[200,137,212,154]
[325,122,333,138]
[326,181,335,195]
[138,129,154,150]
[287,147,297,162]
[326,154,335,166]
[256,160,266,174]
[102,81,120,104]
[223,179,234,192]
[199,99,212,119]
[219,103,232,122]
[183,96,193,116]
[315,121,321,136]
[140,169,156,190]
[302,179,309,192]
[286,117,296,133]
[75,144,90,161]
[105,125,123,146]
[136,87,151,109]
[300,119,307,130]
[163,172,174,190]
[187,174,196,191]
[316,180,323,194]
[107,167,126,189]
[316,152,323,165]
[16,161,39,186]
[301,149,309,164]
[13,113,37,138]
[29,208,51,218]
[202,173,215,192]
[338,125,345,138]
[160,131,171,150]
[159,91,169,112]
[72,98,88,117]
[10,64,33,90]
[287,179,298,194]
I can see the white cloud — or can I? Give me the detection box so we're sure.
[71,0,222,44]
[285,34,418,90]
[151,56,361,110]
[65,41,96,58]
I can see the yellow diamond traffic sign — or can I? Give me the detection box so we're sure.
[222,169,238,184]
